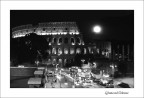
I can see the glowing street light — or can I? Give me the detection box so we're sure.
[93,25,102,34]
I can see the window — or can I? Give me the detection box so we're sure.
[97,48,100,54]
[71,37,74,43]
[84,48,87,54]
[58,37,62,44]
[48,49,51,54]
[58,59,62,64]
[48,59,51,63]
[70,48,74,54]
[53,38,57,44]
[58,48,62,55]
[76,37,81,44]
[64,59,67,66]
[52,59,57,64]
[64,48,69,54]
[71,37,75,45]
[52,48,57,54]
[76,48,81,54]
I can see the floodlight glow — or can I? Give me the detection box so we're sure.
[56,75,61,80]
[93,25,101,33]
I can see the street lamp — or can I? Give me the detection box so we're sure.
[110,64,115,77]
[56,74,62,88]
[81,59,85,65]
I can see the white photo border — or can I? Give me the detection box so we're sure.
[1,0,144,98]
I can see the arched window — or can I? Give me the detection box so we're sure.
[58,59,62,64]
[64,59,67,66]
[102,49,105,55]
[76,37,81,45]
[48,49,51,54]
[97,48,100,54]
[71,37,75,45]
[58,37,62,45]
[53,37,57,44]
[52,48,57,54]
[84,48,87,54]
[64,37,68,44]
[105,49,109,57]
[76,48,81,54]
[64,48,69,54]
[52,59,57,64]
[58,48,62,55]
[48,59,51,63]
[70,48,75,54]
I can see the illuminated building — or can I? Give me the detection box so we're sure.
[12,22,112,67]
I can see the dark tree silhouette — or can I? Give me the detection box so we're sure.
[15,33,49,65]
[10,38,19,66]
[117,61,127,76]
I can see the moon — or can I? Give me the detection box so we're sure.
[93,25,101,33]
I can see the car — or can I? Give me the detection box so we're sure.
[47,71,54,77]
[99,78,113,86]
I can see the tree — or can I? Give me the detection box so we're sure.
[117,61,127,76]
[10,38,19,66]
[17,33,49,64]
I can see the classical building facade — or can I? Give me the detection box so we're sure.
[12,22,112,66]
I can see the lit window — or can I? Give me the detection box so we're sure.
[76,48,81,54]
[97,48,100,54]
[84,48,87,54]
[88,47,92,53]
[102,51,105,55]
[48,59,51,63]
[58,38,62,45]
[58,48,62,55]
[52,48,57,54]
[52,59,57,64]
[70,48,74,54]
[64,59,67,66]
[58,59,62,64]
[76,37,81,45]
[71,37,75,45]
[82,41,85,45]
[48,49,51,54]
[64,48,68,54]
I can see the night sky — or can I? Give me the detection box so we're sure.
[10,10,134,42]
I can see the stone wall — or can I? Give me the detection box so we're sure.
[10,67,37,76]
